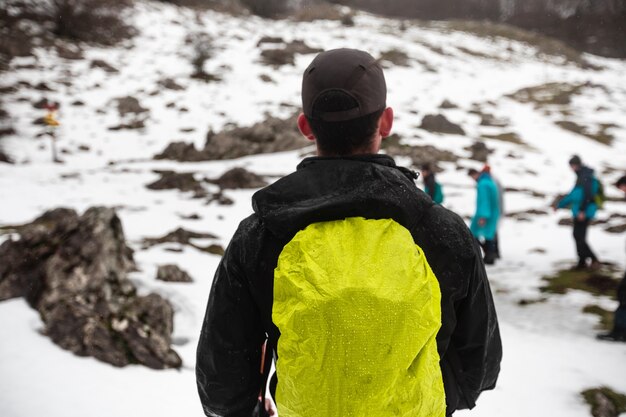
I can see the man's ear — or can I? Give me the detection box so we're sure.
[297,113,315,142]
[379,107,394,138]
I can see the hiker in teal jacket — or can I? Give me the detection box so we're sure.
[421,163,444,204]
[469,168,501,264]
[554,155,600,269]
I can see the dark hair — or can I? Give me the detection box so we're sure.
[306,90,384,155]
[616,175,626,188]
[468,168,479,176]
[569,155,582,166]
[421,163,432,171]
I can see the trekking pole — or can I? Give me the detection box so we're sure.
[253,340,270,417]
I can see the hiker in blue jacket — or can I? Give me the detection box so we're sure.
[469,168,501,265]
[553,155,600,270]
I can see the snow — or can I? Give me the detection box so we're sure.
[1,1,626,416]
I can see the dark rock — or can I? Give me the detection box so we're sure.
[156,264,193,283]
[210,167,268,189]
[439,99,458,109]
[158,78,185,91]
[71,100,85,106]
[257,36,284,46]
[0,207,181,369]
[606,223,626,234]
[259,74,274,83]
[203,113,308,159]
[465,141,491,162]
[154,142,210,162]
[260,40,322,67]
[179,213,201,220]
[146,170,207,197]
[379,49,410,67]
[142,227,220,255]
[419,114,465,135]
[382,135,459,167]
[0,149,12,164]
[91,59,119,73]
[56,45,84,60]
[108,120,146,131]
[114,96,148,116]
[78,144,90,152]
[33,98,51,109]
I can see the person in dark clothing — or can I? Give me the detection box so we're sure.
[597,175,626,342]
[196,48,502,417]
[421,163,444,204]
[553,155,600,270]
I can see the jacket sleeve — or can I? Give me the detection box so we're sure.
[450,240,502,408]
[196,230,266,417]
[557,187,582,215]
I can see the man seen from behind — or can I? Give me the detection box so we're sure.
[196,48,502,417]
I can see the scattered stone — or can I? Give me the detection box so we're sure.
[146,170,207,198]
[209,167,268,189]
[517,297,547,306]
[419,114,465,135]
[465,141,491,162]
[154,142,210,162]
[156,265,193,283]
[259,74,274,83]
[203,113,308,160]
[90,59,119,73]
[606,223,626,234]
[33,98,51,109]
[207,192,235,206]
[581,387,626,417]
[179,213,201,220]
[257,36,284,46]
[379,49,410,67]
[260,40,322,67]
[439,100,458,109]
[0,207,181,369]
[71,100,85,106]
[142,227,221,255]
[78,144,90,152]
[56,45,83,60]
[114,96,148,117]
[108,119,146,131]
[0,149,12,164]
[507,209,548,219]
[382,135,459,167]
[158,78,184,91]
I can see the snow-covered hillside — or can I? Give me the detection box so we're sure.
[1,2,626,416]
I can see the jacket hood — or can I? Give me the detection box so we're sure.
[252,154,432,240]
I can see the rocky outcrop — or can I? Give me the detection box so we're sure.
[259,40,322,67]
[146,170,208,198]
[465,141,491,162]
[419,114,466,135]
[209,167,268,190]
[155,113,309,162]
[156,264,193,283]
[0,207,182,369]
[141,227,224,256]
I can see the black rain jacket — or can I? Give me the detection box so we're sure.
[196,154,502,417]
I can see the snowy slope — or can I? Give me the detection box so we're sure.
[1,2,626,416]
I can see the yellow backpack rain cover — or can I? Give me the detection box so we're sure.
[273,217,445,417]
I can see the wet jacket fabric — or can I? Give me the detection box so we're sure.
[196,154,502,417]
[470,173,501,241]
[424,173,444,204]
[557,166,599,219]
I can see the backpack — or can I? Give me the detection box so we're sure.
[594,179,606,209]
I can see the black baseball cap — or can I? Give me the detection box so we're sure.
[301,48,387,122]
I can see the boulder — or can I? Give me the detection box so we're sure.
[114,96,148,117]
[465,141,491,162]
[210,167,268,189]
[156,264,193,283]
[0,207,181,369]
[146,170,207,198]
[90,59,119,73]
[419,114,466,135]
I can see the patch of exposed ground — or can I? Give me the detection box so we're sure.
[581,387,626,417]
[540,265,621,297]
